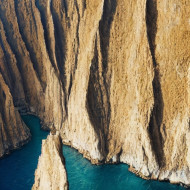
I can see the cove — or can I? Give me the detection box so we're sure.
[0,115,185,190]
[63,146,185,190]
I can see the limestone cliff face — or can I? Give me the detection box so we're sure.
[0,72,30,157]
[0,0,189,186]
[146,0,190,184]
[32,132,68,190]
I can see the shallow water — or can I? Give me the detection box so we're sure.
[0,115,185,190]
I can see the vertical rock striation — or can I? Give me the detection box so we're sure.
[146,0,190,184]
[0,0,189,186]
[101,0,157,176]
[32,132,68,190]
[0,72,30,157]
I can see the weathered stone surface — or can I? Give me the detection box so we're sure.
[147,0,190,184]
[32,132,68,190]
[0,72,30,157]
[0,0,189,186]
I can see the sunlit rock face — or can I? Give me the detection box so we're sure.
[32,132,68,190]
[0,0,189,186]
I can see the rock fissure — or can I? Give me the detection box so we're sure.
[146,0,165,168]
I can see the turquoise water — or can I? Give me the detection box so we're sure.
[0,115,185,190]
[63,146,185,190]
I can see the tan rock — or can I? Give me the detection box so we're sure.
[149,0,190,184]
[0,72,30,157]
[0,0,189,187]
[32,132,68,190]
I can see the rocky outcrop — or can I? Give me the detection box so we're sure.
[0,0,189,186]
[0,0,66,155]
[32,132,68,190]
[0,72,30,157]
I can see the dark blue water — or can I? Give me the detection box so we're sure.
[0,115,49,190]
[0,115,185,190]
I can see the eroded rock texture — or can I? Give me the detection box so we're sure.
[0,72,30,157]
[0,0,189,186]
[32,132,68,190]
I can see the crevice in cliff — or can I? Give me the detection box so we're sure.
[50,2,66,76]
[0,29,26,108]
[62,0,68,18]
[99,0,116,71]
[35,0,66,124]
[82,0,86,17]
[98,0,117,139]
[86,38,108,159]
[74,0,80,71]
[0,123,6,156]
[0,1,45,107]
[0,99,31,157]
[50,1,68,116]
[68,74,72,98]
[67,0,80,100]
[146,0,165,168]
[0,39,13,89]
[35,0,59,76]
[0,14,31,105]
[14,0,46,91]
[0,93,10,146]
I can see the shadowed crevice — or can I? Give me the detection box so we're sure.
[146,0,165,168]
[50,1,67,79]
[35,0,67,126]
[67,0,80,100]
[14,0,46,90]
[62,0,68,18]
[85,0,117,159]
[86,38,108,159]
[0,5,39,104]
[99,0,117,71]
[0,38,14,90]
[50,0,68,115]
[98,0,117,143]
[35,0,59,76]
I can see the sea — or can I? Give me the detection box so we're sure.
[0,115,185,190]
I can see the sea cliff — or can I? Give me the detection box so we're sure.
[0,0,189,186]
